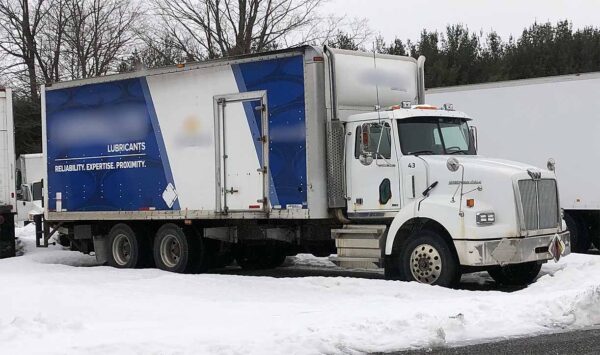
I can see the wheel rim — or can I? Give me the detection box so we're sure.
[410,243,442,284]
[112,234,131,266]
[160,234,182,268]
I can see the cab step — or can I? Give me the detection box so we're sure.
[330,225,387,269]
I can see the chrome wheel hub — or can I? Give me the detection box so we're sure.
[410,244,442,284]
[112,234,131,266]
[160,234,181,268]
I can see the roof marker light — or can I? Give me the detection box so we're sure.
[413,104,438,110]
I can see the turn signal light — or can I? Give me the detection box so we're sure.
[466,199,475,208]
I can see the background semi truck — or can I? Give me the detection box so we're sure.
[38,46,569,287]
[16,153,44,224]
[0,87,16,258]
[427,72,600,253]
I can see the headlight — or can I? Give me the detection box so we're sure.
[476,212,495,225]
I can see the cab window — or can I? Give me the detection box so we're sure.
[354,122,391,159]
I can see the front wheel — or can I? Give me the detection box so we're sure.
[395,230,461,287]
[487,262,542,286]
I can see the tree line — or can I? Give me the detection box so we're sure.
[1,1,599,154]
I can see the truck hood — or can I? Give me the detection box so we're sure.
[417,155,557,239]
[421,155,549,179]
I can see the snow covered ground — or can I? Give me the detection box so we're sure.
[2,225,600,355]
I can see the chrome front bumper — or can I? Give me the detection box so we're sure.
[454,230,571,267]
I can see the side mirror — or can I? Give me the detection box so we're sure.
[359,123,373,166]
[469,126,478,153]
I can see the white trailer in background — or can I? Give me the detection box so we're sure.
[0,88,16,258]
[16,153,44,224]
[427,72,600,252]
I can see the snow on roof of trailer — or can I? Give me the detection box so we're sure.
[426,71,600,94]
[45,45,320,91]
[341,106,471,122]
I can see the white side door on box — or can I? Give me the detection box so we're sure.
[215,92,268,213]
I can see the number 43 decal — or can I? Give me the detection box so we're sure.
[407,163,416,168]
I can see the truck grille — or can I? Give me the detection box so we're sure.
[517,179,559,232]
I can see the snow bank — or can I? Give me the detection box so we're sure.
[1,225,600,354]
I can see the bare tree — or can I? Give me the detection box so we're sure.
[152,0,326,60]
[62,0,141,79]
[36,0,68,83]
[0,0,49,99]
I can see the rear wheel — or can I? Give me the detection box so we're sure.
[108,224,142,268]
[565,212,591,253]
[397,230,460,287]
[154,224,204,273]
[487,261,542,286]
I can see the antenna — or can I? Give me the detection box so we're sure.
[373,42,381,124]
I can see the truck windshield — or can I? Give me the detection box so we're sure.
[397,117,475,155]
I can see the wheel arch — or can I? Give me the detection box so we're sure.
[386,216,458,260]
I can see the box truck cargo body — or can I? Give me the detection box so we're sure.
[38,46,570,287]
[0,88,16,258]
[427,72,600,252]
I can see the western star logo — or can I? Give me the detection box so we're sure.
[449,180,482,185]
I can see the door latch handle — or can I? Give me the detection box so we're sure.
[226,187,239,194]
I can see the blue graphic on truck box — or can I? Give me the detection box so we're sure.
[46,78,179,212]
[233,55,307,209]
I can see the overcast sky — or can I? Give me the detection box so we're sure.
[323,0,600,43]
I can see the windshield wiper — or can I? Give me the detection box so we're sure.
[408,150,434,155]
[448,149,469,155]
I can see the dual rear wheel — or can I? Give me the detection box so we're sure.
[106,223,285,273]
[107,223,207,273]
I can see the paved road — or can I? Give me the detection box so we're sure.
[391,328,600,355]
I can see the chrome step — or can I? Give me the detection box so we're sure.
[330,225,387,269]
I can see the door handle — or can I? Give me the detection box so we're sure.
[226,187,239,194]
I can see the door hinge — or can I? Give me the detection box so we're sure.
[254,104,266,112]
[256,135,267,143]
[257,166,268,174]
[217,98,226,105]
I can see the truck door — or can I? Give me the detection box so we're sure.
[346,120,401,216]
[215,92,268,213]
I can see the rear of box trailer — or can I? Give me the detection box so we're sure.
[427,72,600,249]
[0,88,16,258]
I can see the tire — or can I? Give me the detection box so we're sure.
[565,212,591,253]
[154,224,204,273]
[107,224,142,269]
[397,230,461,287]
[487,261,542,286]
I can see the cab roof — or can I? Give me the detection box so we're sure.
[341,105,471,123]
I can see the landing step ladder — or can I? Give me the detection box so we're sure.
[329,225,387,269]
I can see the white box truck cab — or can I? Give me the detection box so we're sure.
[38,46,569,287]
[16,153,44,224]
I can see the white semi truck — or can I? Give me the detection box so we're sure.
[0,87,16,258]
[427,72,600,253]
[37,46,570,287]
